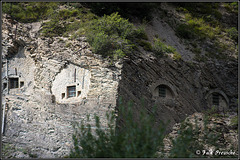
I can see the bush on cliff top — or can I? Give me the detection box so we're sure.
[86,12,145,59]
[2,2,58,23]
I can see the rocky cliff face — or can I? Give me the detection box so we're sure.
[116,4,237,131]
[1,2,238,158]
[117,53,237,130]
[162,112,238,158]
[2,14,121,158]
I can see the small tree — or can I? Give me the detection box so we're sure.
[69,100,166,158]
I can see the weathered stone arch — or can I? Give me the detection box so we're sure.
[150,79,177,99]
[205,89,229,112]
[205,89,229,105]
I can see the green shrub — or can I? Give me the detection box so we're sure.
[65,42,72,48]
[2,2,58,23]
[69,100,166,158]
[226,27,238,42]
[88,12,136,40]
[174,3,236,58]
[134,25,148,40]
[66,20,81,32]
[176,13,221,41]
[212,9,222,20]
[173,52,182,61]
[113,49,126,60]
[59,9,80,20]
[230,116,238,129]
[170,119,203,158]
[69,104,231,158]
[137,40,152,51]
[176,24,195,39]
[169,115,224,158]
[86,12,142,59]
[152,38,177,56]
[204,106,218,116]
[185,14,220,40]
[41,18,66,37]
[41,6,96,38]
[176,7,189,13]
[223,2,238,13]
[166,45,177,53]
[173,3,222,21]
[67,95,237,158]
[88,32,113,57]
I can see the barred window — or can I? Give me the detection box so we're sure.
[9,78,19,89]
[212,93,219,106]
[159,85,166,97]
[67,86,76,98]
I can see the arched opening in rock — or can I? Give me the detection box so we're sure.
[212,93,220,106]
[206,90,229,113]
[154,84,174,99]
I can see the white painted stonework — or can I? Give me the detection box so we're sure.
[51,63,91,103]
[3,47,35,95]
